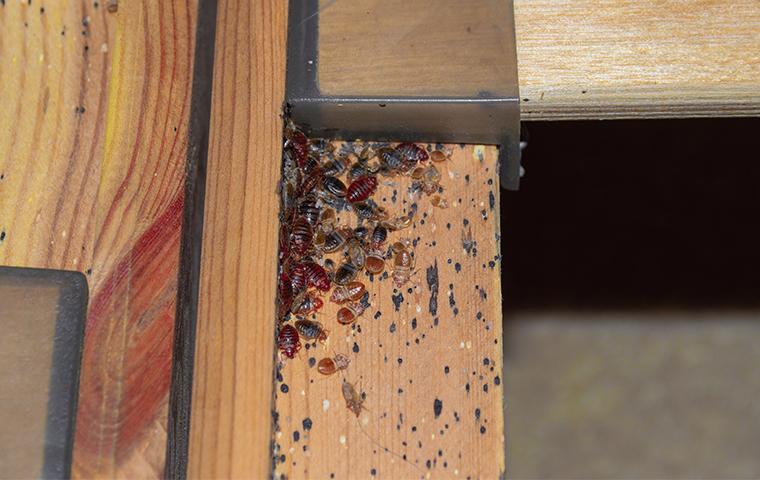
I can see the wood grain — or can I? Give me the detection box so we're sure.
[0,1,196,477]
[187,1,289,478]
[273,145,506,479]
[514,0,760,119]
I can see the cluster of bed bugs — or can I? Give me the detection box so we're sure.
[276,121,449,413]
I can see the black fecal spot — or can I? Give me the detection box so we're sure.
[465,383,470,394]
[447,258,452,264]
[446,222,451,230]
[280,383,289,393]
[352,342,360,353]
[480,426,487,434]
[433,317,439,326]
[293,431,300,442]
[426,460,432,469]
[412,426,417,432]
[495,376,501,385]
[488,190,495,210]
[374,311,382,320]
[479,287,487,300]
[391,292,403,311]
[389,322,396,333]
[444,366,449,374]
[438,449,443,457]
[0,230,5,242]
[411,318,417,329]
[371,468,377,476]
[465,174,470,183]
[488,260,496,269]
[476,311,483,320]
[483,358,490,366]
[302,418,313,430]
[454,262,461,273]
[434,398,443,418]
[279,454,286,463]
[308,357,316,368]
[397,357,403,365]
[463,218,469,226]
[483,383,489,393]
[475,408,481,420]
[426,261,439,315]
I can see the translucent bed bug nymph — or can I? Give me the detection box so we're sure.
[330,281,366,304]
[342,379,366,417]
[336,301,369,325]
[278,324,301,359]
[317,353,350,376]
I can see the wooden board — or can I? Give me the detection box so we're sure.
[514,0,760,119]
[273,144,505,479]
[0,1,196,477]
[186,1,289,478]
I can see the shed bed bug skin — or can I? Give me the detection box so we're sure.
[334,262,360,286]
[342,380,366,417]
[392,247,415,287]
[291,292,324,316]
[295,319,329,343]
[346,175,378,203]
[278,324,301,359]
[330,281,366,304]
[346,239,367,269]
[430,149,448,163]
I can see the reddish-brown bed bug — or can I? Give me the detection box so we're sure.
[342,380,366,417]
[297,196,321,227]
[303,262,331,291]
[278,324,301,359]
[364,253,385,275]
[347,176,378,203]
[334,262,360,286]
[287,130,309,168]
[278,271,295,317]
[291,292,324,316]
[297,166,323,197]
[295,319,329,342]
[430,149,448,163]
[289,217,313,256]
[330,281,366,304]
[395,142,428,170]
[317,353,350,376]
[321,175,347,197]
[336,301,368,325]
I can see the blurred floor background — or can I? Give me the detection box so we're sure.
[502,118,760,479]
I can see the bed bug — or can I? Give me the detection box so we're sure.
[411,166,426,180]
[392,246,415,287]
[364,251,385,275]
[353,225,370,242]
[323,157,349,177]
[330,281,366,304]
[289,217,313,256]
[370,224,388,248]
[395,142,428,170]
[291,291,324,316]
[278,223,291,261]
[347,176,378,203]
[317,353,350,376]
[287,130,309,168]
[334,262,360,286]
[342,380,366,417]
[382,211,414,231]
[352,201,376,220]
[323,258,336,274]
[336,301,368,325]
[430,149,447,163]
[346,239,366,269]
[295,319,328,342]
[319,208,337,230]
[278,324,301,359]
[278,271,295,317]
[297,196,321,227]
[431,195,449,209]
[347,163,369,183]
[321,175,347,198]
[323,228,351,254]
[303,262,331,291]
[297,166,323,197]
[378,146,404,172]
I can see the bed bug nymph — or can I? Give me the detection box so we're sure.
[336,301,368,325]
[278,324,301,359]
[330,281,366,304]
[342,379,366,417]
[291,291,324,316]
[295,319,329,343]
[317,353,350,376]
[346,175,378,203]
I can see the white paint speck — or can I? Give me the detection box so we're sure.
[416,305,422,313]
[460,341,465,349]
[339,434,346,445]
[101,43,109,53]
[323,399,330,411]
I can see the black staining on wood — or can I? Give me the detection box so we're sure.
[373,311,382,320]
[391,292,404,311]
[302,417,313,431]
[448,283,458,316]
[462,226,476,257]
[434,398,443,418]
[426,260,439,316]
[488,190,495,211]
[389,322,396,333]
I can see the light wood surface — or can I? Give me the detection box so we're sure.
[0,1,196,477]
[187,1,289,478]
[273,145,506,479]
[514,0,760,119]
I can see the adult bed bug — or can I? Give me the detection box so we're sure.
[346,175,378,203]
[330,281,366,304]
[278,324,301,359]
[295,319,329,342]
